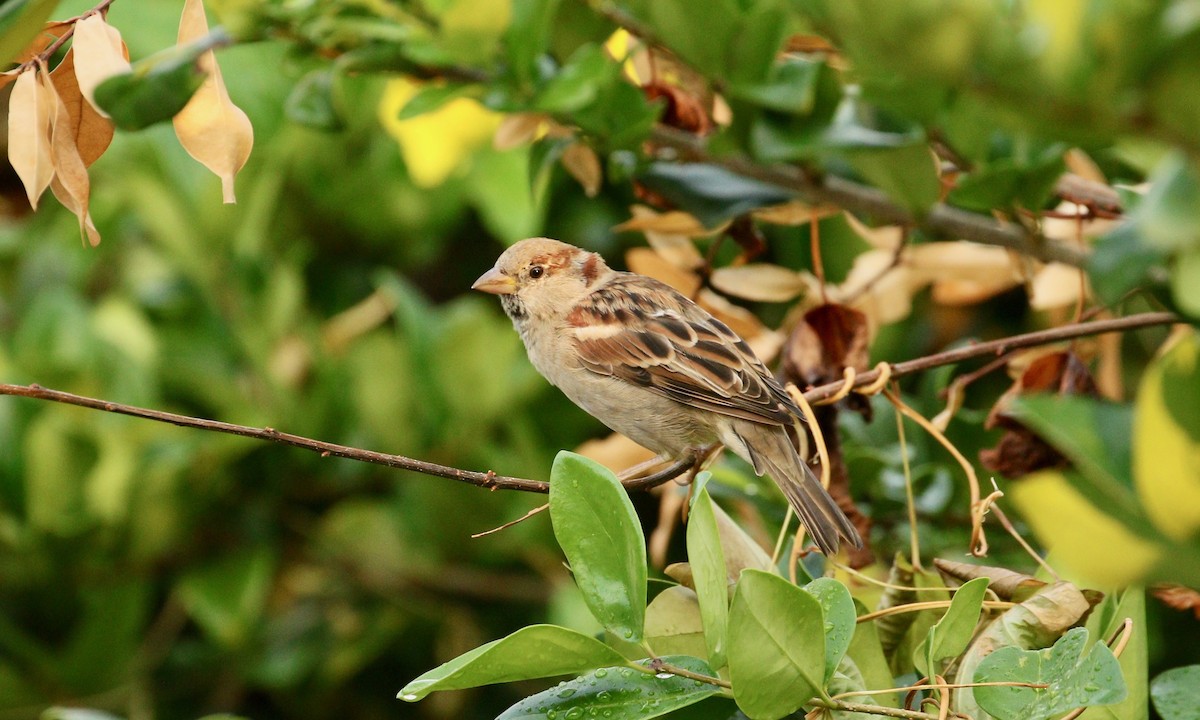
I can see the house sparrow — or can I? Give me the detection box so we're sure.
[473,237,862,555]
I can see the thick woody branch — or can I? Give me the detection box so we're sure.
[649,126,1091,267]
[0,312,1175,494]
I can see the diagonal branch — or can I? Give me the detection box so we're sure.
[649,126,1090,267]
[0,312,1176,494]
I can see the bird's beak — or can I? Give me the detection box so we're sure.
[472,267,517,295]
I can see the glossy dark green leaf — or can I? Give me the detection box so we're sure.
[635,163,795,227]
[947,153,1066,213]
[93,29,231,131]
[1151,665,1200,720]
[399,624,628,700]
[687,485,729,669]
[1088,223,1170,307]
[496,656,720,720]
[505,0,560,87]
[802,577,855,683]
[913,576,988,677]
[285,68,344,131]
[728,570,826,719]
[974,627,1127,720]
[845,142,940,214]
[730,58,825,113]
[550,451,647,641]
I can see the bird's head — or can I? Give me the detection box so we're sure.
[472,238,610,321]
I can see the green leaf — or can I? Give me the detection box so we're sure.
[730,58,826,113]
[947,152,1066,213]
[496,656,720,720]
[39,709,122,720]
[177,546,276,649]
[913,576,988,677]
[1151,665,1200,720]
[398,624,628,700]
[645,586,709,659]
[93,28,231,131]
[1126,152,1200,252]
[285,68,344,131]
[533,43,613,113]
[728,570,826,719]
[974,627,1127,720]
[505,0,560,88]
[549,451,647,641]
[635,163,795,227]
[845,142,940,214]
[0,0,59,69]
[1171,245,1200,318]
[845,601,900,708]
[1082,587,1146,720]
[802,577,855,684]
[687,487,729,669]
[397,82,478,120]
[1088,223,1170,307]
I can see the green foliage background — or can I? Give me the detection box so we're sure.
[2,0,1199,719]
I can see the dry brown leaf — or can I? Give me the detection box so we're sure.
[1029,262,1087,310]
[710,263,809,302]
[838,249,917,326]
[1064,148,1106,184]
[70,14,130,115]
[752,200,839,226]
[8,68,55,209]
[50,48,114,167]
[932,558,1046,601]
[625,247,702,296]
[0,24,64,91]
[173,0,254,203]
[561,141,602,197]
[42,70,100,245]
[625,205,706,270]
[492,112,545,150]
[1150,583,1200,620]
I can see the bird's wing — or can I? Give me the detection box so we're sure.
[568,274,801,426]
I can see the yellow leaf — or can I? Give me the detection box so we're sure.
[172,0,254,203]
[561,141,602,197]
[440,0,511,63]
[43,70,101,245]
[1134,331,1200,540]
[752,200,838,226]
[624,247,701,296]
[709,263,809,303]
[378,78,502,188]
[622,205,706,270]
[7,68,55,209]
[1029,262,1087,311]
[1010,470,1163,586]
[70,14,130,116]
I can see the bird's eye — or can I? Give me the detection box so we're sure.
[529,265,545,279]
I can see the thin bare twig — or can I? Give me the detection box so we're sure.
[0,313,1174,496]
[14,0,118,73]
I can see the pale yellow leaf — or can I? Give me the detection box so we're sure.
[70,14,130,116]
[576,433,656,475]
[173,0,254,203]
[1064,148,1106,183]
[752,200,838,226]
[711,93,732,126]
[613,208,721,237]
[561,141,602,197]
[709,263,808,302]
[910,242,1022,285]
[838,248,918,326]
[625,247,702,296]
[626,205,705,270]
[50,48,114,167]
[8,68,55,209]
[492,112,545,150]
[43,70,100,245]
[843,211,903,250]
[1029,262,1086,310]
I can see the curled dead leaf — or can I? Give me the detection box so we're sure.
[50,48,114,167]
[614,207,720,237]
[561,141,602,197]
[70,14,130,116]
[843,211,904,250]
[932,558,1046,601]
[752,200,839,226]
[42,70,100,245]
[709,263,810,302]
[1150,583,1200,620]
[8,68,55,209]
[172,0,254,203]
[625,246,702,296]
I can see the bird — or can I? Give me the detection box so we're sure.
[472,237,862,555]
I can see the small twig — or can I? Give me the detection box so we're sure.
[989,503,1060,580]
[857,599,1015,623]
[831,680,1047,701]
[820,700,941,720]
[639,658,732,689]
[894,383,922,570]
[15,0,118,73]
[471,502,549,538]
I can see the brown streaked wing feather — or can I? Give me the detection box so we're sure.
[570,274,800,426]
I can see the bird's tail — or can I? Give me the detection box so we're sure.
[732,424,862,556]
